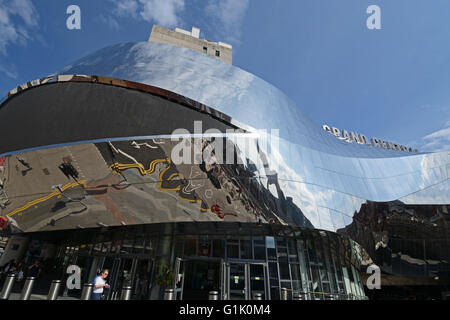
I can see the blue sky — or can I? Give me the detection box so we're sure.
[0,0,449,152]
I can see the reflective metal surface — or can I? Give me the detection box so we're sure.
[0,42,449,279]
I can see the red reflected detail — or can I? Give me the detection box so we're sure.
[0,217,7,229]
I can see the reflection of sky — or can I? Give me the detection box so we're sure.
[400,179,450,205]
[57,41,450,230]
[58,41,425,159]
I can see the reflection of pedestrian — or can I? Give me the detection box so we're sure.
[92,269,110,300]
[1,259,16,278]
[16,156,31,169]
[28,260,42,278]
[14,262,24,282]
[375,240,392,267]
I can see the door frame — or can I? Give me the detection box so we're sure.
[225,260,269,300]
[173,256,224,300]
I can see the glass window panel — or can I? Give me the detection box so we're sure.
[277,247,288,263]
[254,246,266,260]
[92,243,102,253]
[226,244,239,259]
[310,265,322,295]
[266,236,275,248]
[276,237,287,248]
[287,239,298,262]
[198,236,211,257]
[290,264,300,281]
[253,236,264,246]
[120,239,134,254]
[240,237,252,259]
[306,239,317,263]
[184,236,197,256]
[174,237,184,257]
[212,239,225,258]
[267,248,277,261]
[110,240,121,254]
[279,262,290,280]
[132,239,144,254]
[269,262,279,279]
[144,239,154,255]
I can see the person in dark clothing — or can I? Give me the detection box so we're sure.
[1,259,16,275]
[13,261,25,283]
[0,259,16,284]
[28,260,42,278]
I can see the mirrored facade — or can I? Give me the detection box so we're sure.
[0,42,448,299]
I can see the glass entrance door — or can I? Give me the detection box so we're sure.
[102,257,121,300]
[109,258,135,300]
[227,263,268,300]
[88,257,154,300]
[229,263,246,300]
[173,258,222,300]
[132,259,153,300]
[249,264,266,300]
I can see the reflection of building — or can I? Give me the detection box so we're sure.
[0,28,448,300]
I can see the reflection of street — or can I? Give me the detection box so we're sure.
[1,137,315,232]
[7,180,87,218]
[0,145,111,232]
[103,138,314,227]
[107,141,210,214]
[0,157,9,209]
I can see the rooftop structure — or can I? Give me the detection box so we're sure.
[149,25,233,64]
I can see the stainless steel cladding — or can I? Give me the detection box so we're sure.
[0,42,448,278]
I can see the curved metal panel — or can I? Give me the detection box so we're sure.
[0,42,449,279]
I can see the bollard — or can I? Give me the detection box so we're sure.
[253,293,263,300]
[80,283,94,300]
[164,288,174,300]
[281,288,288,300]
[209,291,219,300]
[0,274,16,300]
[303,290,309,301]
[120,286,132,300]
[20,277,36,300]
[292,292,302,300]
[47,280,62,300]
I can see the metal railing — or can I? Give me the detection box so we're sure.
[280,288,368,300]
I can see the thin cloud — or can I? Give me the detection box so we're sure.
[113,0,139,18]
[140,0,184,27]
[99,14,120,31]
[0,0,39,55]
[416,126,450,152]
[109,0,185,28]
[106,0,249,46]
[0,63,18,80]
[205,0,249,45]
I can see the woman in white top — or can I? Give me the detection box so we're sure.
[91,269,110,300]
